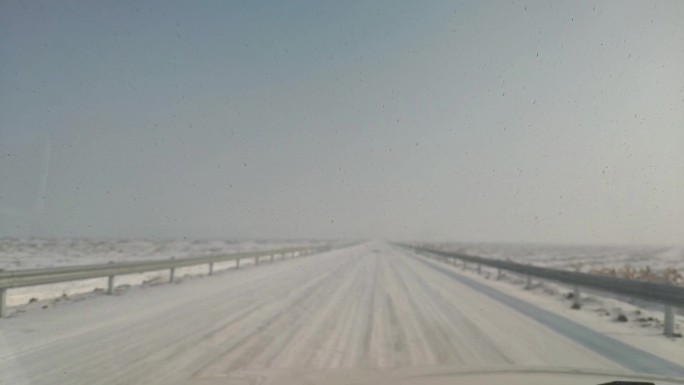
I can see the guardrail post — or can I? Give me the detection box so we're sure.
[496,268,502,280]
[525,275,532,289]
[107,275,115,295]
[664,305,675,337]
[477,263,481,274]
[236,258,240,269]
[170,267,176,283]
[572,286,581,309]
[462,261,467,271]
[270,254,274,263]
[0,288,6,318]
[209,262,214,275]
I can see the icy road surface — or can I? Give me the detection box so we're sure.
[1,241,682,385]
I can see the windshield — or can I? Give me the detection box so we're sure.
[1,1,683,384]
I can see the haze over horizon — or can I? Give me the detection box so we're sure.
[2,1,683,245]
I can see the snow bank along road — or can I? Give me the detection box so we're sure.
[1,241,682,385]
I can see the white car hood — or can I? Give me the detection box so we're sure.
[182,366,684,385]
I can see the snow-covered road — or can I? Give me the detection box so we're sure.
[1,241,681,385]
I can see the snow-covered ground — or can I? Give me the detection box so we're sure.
[418,250,684,354]
[434,243,684,285]
[425,242,684,333]
[0,238,325,307]
[1,241,682,385]
[0,238,323,270]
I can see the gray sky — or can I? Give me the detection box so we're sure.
[1,1,683,244]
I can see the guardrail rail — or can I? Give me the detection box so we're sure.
[0,244,333,318]
[402,243,684,337]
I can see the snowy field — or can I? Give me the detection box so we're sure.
[0,238,324,270]
[0,238,325,306]
[434,243,684,286]
[1,241,683,385]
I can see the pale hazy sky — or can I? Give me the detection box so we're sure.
[1,1,683,244]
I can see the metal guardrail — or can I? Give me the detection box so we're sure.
[403,244,683,337]
[0,244,333,318]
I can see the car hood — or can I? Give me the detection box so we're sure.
[182,366,684,385]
